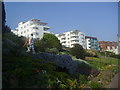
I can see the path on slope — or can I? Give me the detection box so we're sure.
[106,72,120,89]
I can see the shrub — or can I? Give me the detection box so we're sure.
[2,31,26,56]
[75,60,92,75]
[45,48,59,54]
[40,33,62,51]
[78,74,87,84]
[34,34,62,53]
[70,44,85,59]
[59,84,67,88]
[88,81,102,88]
[85,50,98,57]
[34,38,45,52]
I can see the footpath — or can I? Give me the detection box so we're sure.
[106,72,120,89]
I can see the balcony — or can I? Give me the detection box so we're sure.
[71,34,78,36]
[61,40,66,43]
[71,40,79,44]
[71,38,79,40]
[61,35,66,38]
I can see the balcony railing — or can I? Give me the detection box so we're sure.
[70,34,78,36]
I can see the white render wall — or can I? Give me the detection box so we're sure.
[55,30,86,49]
[85,38,90,49]
[11,19,51,39]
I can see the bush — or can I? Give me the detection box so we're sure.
[45,48,59,54]
[78,74,87,84]
[70,44,85,59]
[75,60,92,75]
[85,50,98,57]
[88,81,102,88]
[34,38,45,52]
[34,34,62,53]
[2,56,57,88]
[2,30,26,56]
[40,33,62,51]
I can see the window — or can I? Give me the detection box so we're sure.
[30,23,33,25]
[33,27,38,29]
[36,32,39,35]
[81,34,84,36]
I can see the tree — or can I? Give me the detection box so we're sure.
[70,44,85,59]
[34,38,45,52]
[34,33,62,52]
[2,2,6,26]
[1,2,10,33]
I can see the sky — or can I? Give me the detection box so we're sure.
[4,2,118,41]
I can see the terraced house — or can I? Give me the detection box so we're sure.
[11,19,51,39]
[99,41,118,54]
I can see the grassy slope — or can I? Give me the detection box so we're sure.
[85,56,119,88]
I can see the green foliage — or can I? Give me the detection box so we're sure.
[77,61,92,75]
[85,50,98,57]
[45,48,59,54]
[65,79,77,88]
[34,38,44,52]
[78,74,87,84]
[88,81,102,88]
[2,56,57,88]
[2,25,11,33]
[59,47,71,55]
[2,2,6,27]
[70,44,85,59]
[34,34,62,53]
[2,30,26,56]
[59,84,67,88]
[40,33,62,51]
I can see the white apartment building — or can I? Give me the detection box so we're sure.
[55,30,86,49]
[11,19,51,39]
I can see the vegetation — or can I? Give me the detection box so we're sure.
[70,44,86,59]
[85,49,98,57]
[2,2,119,89]
[34,33,62,53]
[2,31,26,56]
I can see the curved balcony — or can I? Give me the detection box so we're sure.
[71,41,79,44]
[71,38,79,40]
[70,34,78,37]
